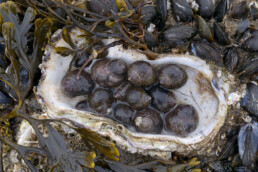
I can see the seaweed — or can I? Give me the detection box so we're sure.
[100,157,201,172]
[0,1,53,118]
[0,113,96,172]
[0,2,120,170]
[26,0,158,59]
[76,128,120,161]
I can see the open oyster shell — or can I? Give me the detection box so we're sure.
[38,28,231,159]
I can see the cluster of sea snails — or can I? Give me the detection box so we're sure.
[61,57,199,136]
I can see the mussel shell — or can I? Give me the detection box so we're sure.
[19,67,29,91]
[148,86,176,113]
[86,0,111,16]
[237,54,258,77]
[0,90,10,104]
[125,86,151,110]
[250,73,258,81]
[158,64,187,89]
[140,5,157,24]
[113,104,135,126]
[196,0,215,20]
[214,0,227,22]
[91,43,108,58]
[74,51,91,68]
[209,160,233,172]
[89,88,114,114]
[162,25,197,48]
[165,104,199,136]
[61,69,94,97]
[91,59,127,87]
[238,121,258,166]
[0,44,6,69]
[250,3,258,20]
[230,1,248,19]
[171,0,193,22]
[241,83,258,118]
[191,41,223,65]
[144,30,158,49]
[127,61,156,86]
[224,47,239,73]
[242,32,258,52]
[0,58,6,69]
[213,21,230,45]
[134,108,163,133]
[154,0,167,30]
[235,19,249,41]
[195,15,213,42]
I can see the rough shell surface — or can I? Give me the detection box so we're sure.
[38,28,231,159]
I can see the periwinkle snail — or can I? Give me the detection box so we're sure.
[148,86,176,113]
[114,81,132,101]
[134,109,163,133]
[165,104,199,136]
[63,55,200,136]
[125,86,151,110]
[61,69,94,97]
[128,61,156,86]
[113,104,135,126]
[91,59,127,87]
[158,64,187,89]
[89,88,114,114]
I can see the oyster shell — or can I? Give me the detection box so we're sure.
[38,28,231,159]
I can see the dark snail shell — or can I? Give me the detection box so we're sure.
[114,81,132,101]
[134,108,163,133]
[148,86,176,113]
[126,87,151,110]
[113,104,135,126]
[158,64,187,89]
[165,104,199,136]
[75,100,88,111]
[61,69,94,97]
[89,88,114,114]
[91,59,127,87]
[127,61,156,86]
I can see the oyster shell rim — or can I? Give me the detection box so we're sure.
[37,28,228,156]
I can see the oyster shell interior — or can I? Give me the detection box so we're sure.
[38,28,228,155]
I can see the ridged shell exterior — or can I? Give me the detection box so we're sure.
[38,28,229,159]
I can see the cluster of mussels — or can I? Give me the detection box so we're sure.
[61,57,199,136]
